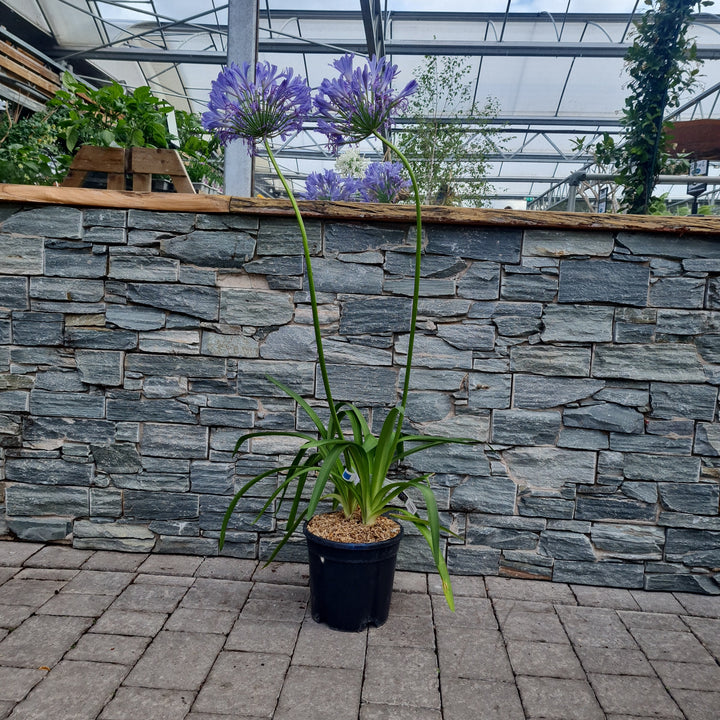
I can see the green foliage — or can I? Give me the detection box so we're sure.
[396,55,502,207]
[0,104,69,185]
[49,72,174,151]
[0,75,219,189]
[615,0,707,213]
[222,378,472,608]
[174,109,224,187]
[217,130,477,609]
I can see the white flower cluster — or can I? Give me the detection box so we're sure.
[334,147,367,178]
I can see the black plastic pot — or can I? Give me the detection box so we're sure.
[303,521,403,632]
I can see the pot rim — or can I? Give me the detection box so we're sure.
[303,516,403,551]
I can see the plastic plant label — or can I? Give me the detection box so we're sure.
[398,491,418,515]
[342,468,359,484]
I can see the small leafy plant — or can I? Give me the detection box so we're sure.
[50,72,174,152]
[203,57,477,609]
[0,103,68,185]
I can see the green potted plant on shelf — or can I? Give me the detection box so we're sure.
[203,56,476,631]
[49,72,174,152]
[175,109,224,193]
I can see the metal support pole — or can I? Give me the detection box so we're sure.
[565,171,586,212]
[224,0,258,197]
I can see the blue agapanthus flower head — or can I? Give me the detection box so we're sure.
[304,169,362,201]
[202,61,311,155]
[314,54,417,152]
[360,161,410,204]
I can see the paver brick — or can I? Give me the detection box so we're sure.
[274,665,361,720]
[81,550,149,572]
[0,579,66,607]
[193,651,290,716]
[5,660,127,720]
[239,597,307,623]
[0,542,42,566]
[588,674,684,718]
[225,618,300,655]
[292,619,366,668]
[0,615,92,668]
[629,628,716,664]
[517,676,605,720]
[248,581,309,603]
[13,568,77,581]
[22,546,93,569]
[386,591,432,616]
[111,582,187,613]
[630,590,686,614]
[36,592,114,617]
[65,633,150,665]
[362,646,441,708]
[0,604,34,630]
[0,569,17,586]
[485,576,576,604]
[194,557,257,581]
[428,574,485,597]
[251,561,309,586]
[494,600,569,643]
[436,627,514,681]
[99,687,196,720]
[60,570,135,595]
[441,678,524,720]
[431,594,497,628]
[669,689,720,720]
[180,578,252,611]
[367,612,435,648]
[393,571,428,594]
[506,640,585,679]
[0,667,45,702]
[682,616,720,660]
[618,610,687,631]
[134,573,195,587]
[572,645,656,677]
[137,554,204,577]
[573,585,640,610]
[556,605,638,648]
[164,607,237,635]
[359,704,442,720]
[89,609,168,637]
[674,593,720,618]
[652,660,720,691]
[123,631,225,690]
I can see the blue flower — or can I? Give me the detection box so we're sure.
[202,61,311,155]
[304,169,361,201]
[314,55,417,152]
[360,162,410,203]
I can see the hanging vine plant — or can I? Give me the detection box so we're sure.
[617,0,707,214]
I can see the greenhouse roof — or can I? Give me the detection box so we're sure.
[2,0,720,207]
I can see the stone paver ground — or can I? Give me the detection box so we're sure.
[0,540,719,719]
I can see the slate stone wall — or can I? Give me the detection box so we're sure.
[1,202,719,594]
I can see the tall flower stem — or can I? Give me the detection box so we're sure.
[372,131,422,439]
[264,140,342,437]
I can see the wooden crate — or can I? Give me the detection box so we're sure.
[60,146,195,193]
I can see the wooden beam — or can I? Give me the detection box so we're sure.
[3,184,720,236]
[0,40,60,84]
[228,195,720,235]
[0,44,60,97]
[0,184,231,212]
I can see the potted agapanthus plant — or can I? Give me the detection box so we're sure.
[203,55,475,631]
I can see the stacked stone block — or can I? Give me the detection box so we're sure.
[0,203,718,593]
